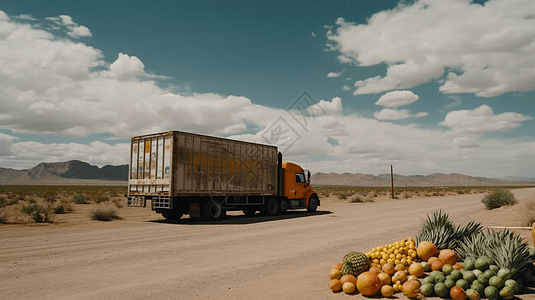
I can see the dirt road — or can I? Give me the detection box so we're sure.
[1,188,535,300]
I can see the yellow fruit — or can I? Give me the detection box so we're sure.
[342,282,356,294]
[356,271,382,296]
[329,269,342,279]
[378,272,391,286]
[330,279,342,292]
[369,266,382,275]
[395,264,405,272]
[393,283,401,292]
[382,263,396,276]
[417,241,440,261]
[381,285,394,297]
[408,262,425,277]
[392,271,408,283]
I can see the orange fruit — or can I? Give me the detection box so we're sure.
[417,241,440,261]
[450,286,467,300]
[431,259,446,271]
[332,262,342,271]
[330,279,342,292]
[439,249,458,265]
[453,264,464,270]
[329,269,342,279]
[403,280,421,298]
[339,274,357,286]
[356,271,382,296]
[428,256,440,265]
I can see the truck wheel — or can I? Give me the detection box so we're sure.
[279,200,288,212]
[243,210,256,217]
[203,201,225,220]
[161,209,183,220]
[307,195,319,212]
[262,198,279,215]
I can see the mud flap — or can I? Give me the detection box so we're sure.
[189,203,201,218]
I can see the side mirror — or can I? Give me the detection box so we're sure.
[306,170,311,184]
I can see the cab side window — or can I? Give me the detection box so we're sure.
[295,173,305,183]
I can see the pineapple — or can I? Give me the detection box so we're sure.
[341,252,370,277]
[416,210,482,250]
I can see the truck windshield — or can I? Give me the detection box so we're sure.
[295,173,305,183]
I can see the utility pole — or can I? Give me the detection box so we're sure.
[391,165,394,199]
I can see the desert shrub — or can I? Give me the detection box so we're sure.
[73,194,88,204]
[0,197,5,207]
[481,189,517,210]
[59,199,74,212]
[89,206,120,221]
[95,195,110,203]
[0,208,8,223]
[54,205,66,214]
[521,197,535,226]
[112,198,124,208]
[348,193,365,203]
[45,195,57,204]
[25,197,37,204]
[21,203,53,223]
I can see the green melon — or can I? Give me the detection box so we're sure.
[499,286,515,300]
[434,282,449,298]
[484,286,499,300]
[475,257,490,271]
[489,276,505,289]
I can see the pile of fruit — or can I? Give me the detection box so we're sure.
[327,210,535,299]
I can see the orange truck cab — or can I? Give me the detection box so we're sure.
[281,162,319,211]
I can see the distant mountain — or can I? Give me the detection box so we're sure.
[311,172,535,187]
[0,160,128,181]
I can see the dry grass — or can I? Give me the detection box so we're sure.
[520,197,535,227]
[89,206,121,221]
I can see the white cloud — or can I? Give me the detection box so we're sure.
[440,104,532,137]
[327,0,535,97]
[327,70,344,78]
[308,97,342,116]
[108,53,145,81]
[374,108,428,120]
[46,14,92,38]
[0,10,534,178]
[376,90,419,108]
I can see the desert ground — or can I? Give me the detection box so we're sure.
[1,187,535,300]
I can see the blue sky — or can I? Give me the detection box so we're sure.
[0,0,534,178]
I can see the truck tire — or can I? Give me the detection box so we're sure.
[161,209,183,220]
[307,194,319,212]
[279,200,288,212]
[203,201,225,220]
[261,198,279,215]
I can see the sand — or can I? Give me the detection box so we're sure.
[1,188,535,300]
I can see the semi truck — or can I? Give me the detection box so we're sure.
[127,130,320,220]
